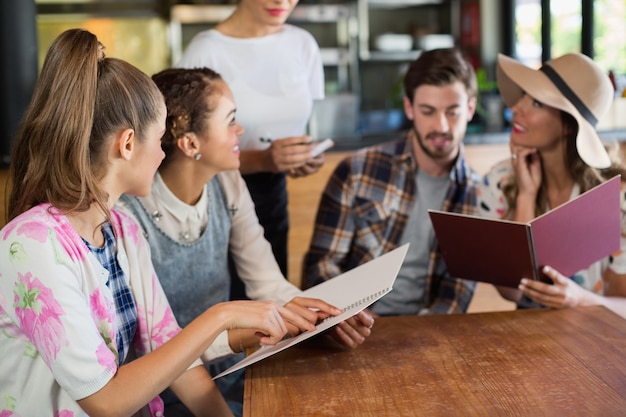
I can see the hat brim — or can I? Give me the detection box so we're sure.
[576,113,611,169]
[496,54,610,169]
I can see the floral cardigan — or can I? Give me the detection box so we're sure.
[0,204,199,416]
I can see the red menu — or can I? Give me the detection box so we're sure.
[429,176,621,287]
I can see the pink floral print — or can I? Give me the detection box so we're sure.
[13,272,68,366]
[0,204,182,414]
[134,295,180,355]
[0,395,21,417]
[52,222,89,262]
[111,210,140,245]
[14,222,50,244]
[150,307,180,346]
[90,288,118,369]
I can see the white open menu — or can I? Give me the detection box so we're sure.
[213,243,410,379]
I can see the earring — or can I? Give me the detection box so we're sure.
[194,152,201,160]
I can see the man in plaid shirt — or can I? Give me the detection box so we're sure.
[303,48,480,346]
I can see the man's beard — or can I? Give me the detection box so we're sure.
[412,127,455,160]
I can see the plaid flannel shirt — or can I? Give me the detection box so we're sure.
[303,134,480,314]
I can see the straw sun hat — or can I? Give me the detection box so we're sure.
[496,52,613,168]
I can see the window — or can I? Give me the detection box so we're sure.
[593,0,626,90]
[514,0,542,67]
[512,0,625,83]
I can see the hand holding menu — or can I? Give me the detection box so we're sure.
[429,175,621,287]
[213,243,410,379]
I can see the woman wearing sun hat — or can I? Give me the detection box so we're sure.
[477,52,626,318]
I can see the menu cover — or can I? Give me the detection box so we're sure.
[213,243,410,379]
[429,175,621,287]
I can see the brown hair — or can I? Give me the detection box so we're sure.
[403,48,477,104]
[7,28,163,221]
[501,111,625,217]
[151,67,223,166]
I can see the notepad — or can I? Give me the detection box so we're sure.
[213,243,410,379]
[429,175,621,288]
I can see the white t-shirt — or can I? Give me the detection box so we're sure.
[177,25,325,151]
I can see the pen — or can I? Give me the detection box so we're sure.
[258,137,313,145]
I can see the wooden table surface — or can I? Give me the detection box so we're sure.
[243,306,626,417]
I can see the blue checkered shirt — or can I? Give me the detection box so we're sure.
[84,222,138,364]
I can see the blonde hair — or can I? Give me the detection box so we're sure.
[8,29,163,221]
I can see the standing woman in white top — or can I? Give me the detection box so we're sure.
[177,0,326,295]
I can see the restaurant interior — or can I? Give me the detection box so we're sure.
[1,1,626,414]
[2,0,625,304]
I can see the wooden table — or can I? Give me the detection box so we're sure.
[243,306,626,417]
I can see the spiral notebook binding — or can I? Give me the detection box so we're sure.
[319,287,390,324]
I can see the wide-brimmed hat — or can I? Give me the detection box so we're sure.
[496,52,613,168]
